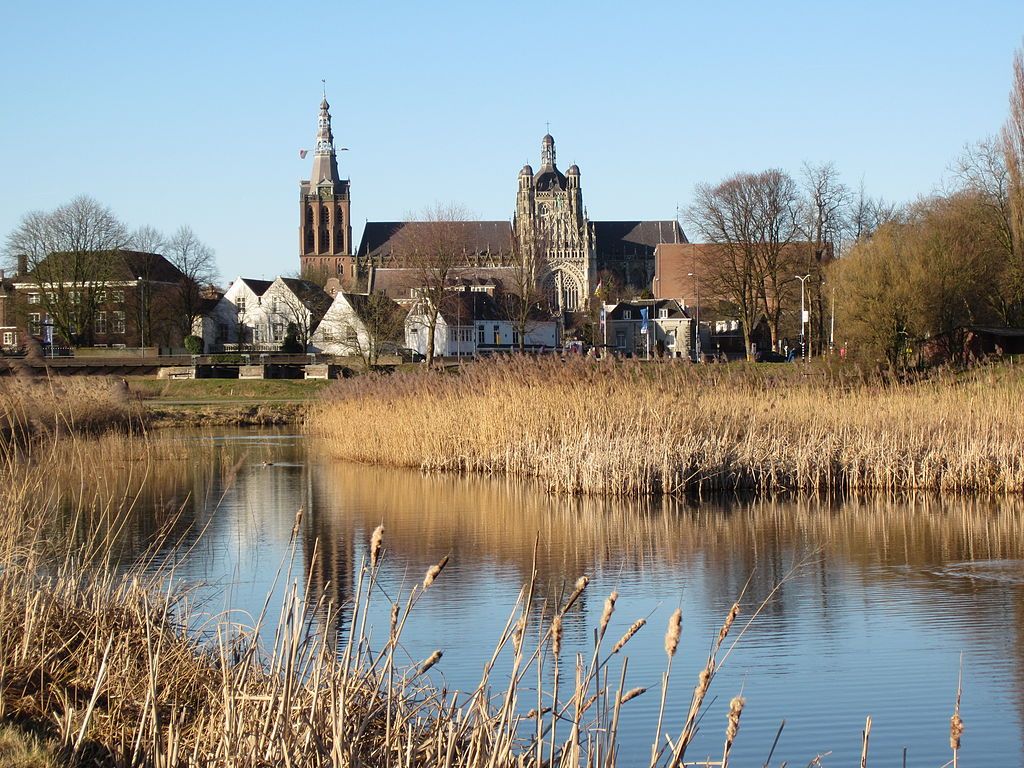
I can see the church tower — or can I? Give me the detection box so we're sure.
[299,96,353,284]
[514,134,593,312]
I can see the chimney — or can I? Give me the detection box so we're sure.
[16,254,27,276]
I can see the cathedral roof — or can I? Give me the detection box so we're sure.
[533,167,567,192]
[592,220,688,256]
[357,221,514,260]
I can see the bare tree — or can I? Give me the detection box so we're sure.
[1002,44,1024,320]
[165,225,218,342]
[348,292,404,369]
[4,196,128,346]
[393,203,473,367]
[801,162,850,352]
[689,176,763,360]
[505,223,552,351]
[129,224,166,254]
[849,178,901,244]
[752,169,802,350]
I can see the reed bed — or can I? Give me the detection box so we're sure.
[307,357,1024,496]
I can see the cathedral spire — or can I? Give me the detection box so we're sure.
[541,133,556,169]
[310,95,341,188]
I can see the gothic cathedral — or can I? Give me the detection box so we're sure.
[299,98,354,282]
[514,134,594,312]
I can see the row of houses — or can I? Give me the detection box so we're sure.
[191,267,705,360]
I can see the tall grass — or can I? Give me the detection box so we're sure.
[307,357,1024,495]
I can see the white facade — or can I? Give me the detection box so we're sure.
[309,292,371,356]
[405,310,559,357]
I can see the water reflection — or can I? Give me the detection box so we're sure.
[114,432,1024,764]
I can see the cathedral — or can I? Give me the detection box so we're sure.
[298,99,685,310]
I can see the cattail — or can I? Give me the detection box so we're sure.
[599,590,618,637]
[694,666,712,709]
[950,712,963,751]
[620,686,647,704]
[612,618,646,654]
[389,601,400,643]
[419,649,443,674]
[422,554,449,589]
[722,695,746,768]
[562,575,589,613]
[551,613,563,658]
[725,695,745,746]
[525,706,552,719]
[716,602,740,648]
[290,507,303,539]
[369,524,384,569]
[664,608,682,658]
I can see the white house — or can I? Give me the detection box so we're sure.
[195,276,331,352]
[309,291,402,357]
[405,290,559,358]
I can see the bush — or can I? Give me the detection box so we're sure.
[183,335,204,355]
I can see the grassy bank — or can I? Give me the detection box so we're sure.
[307,357,1024,496]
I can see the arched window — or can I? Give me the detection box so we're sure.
[320,206,330,252]
[336,206,345,252]
[304,206,314,253]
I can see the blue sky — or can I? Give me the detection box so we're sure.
[1,1,1022,282]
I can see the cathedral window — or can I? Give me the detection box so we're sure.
[320,206,331,252]
[305,206,315,253]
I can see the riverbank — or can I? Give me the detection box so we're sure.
[129,377,325,427]
[307,357,1024,496]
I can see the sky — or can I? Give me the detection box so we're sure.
[1,1,1022,283]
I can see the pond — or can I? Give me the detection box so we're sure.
[124,430,1024,765]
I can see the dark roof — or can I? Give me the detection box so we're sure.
[342,292,402,324]
[436,291,505,324]
[608,299,689,321]
[534,167,567,192]
[279,278,333,320]
[372,266,517,300]
[593,221,688,257]
[29,249,186,284]
[237,278,274,295]
[357,221,514,260]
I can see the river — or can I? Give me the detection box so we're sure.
[122,430,1024,765]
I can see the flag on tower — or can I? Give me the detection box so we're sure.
[299,149,308,159]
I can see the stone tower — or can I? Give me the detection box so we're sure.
[514,134,593,312]
[299,97,354,284]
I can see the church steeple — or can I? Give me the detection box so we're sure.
[299,92,353,283]
[310,96,342,188]
[541,133,556,168]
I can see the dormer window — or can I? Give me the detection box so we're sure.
[659,309,668,319]
[623,310,632,320]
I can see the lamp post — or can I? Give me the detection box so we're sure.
[688,272,700,362]
[795,273,811,362]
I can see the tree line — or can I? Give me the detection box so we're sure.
[4,196,218,348]
[690,45,1024,367]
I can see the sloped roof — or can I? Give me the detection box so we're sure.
[236,278,274,295]
[435,291,504,324]
[357,221,514,260]
[593,221,688,257]
[339,291,402,325]
[607,299,689,321]
[30,249,186,284]
[279,277,333,321]
[372,266,517,300]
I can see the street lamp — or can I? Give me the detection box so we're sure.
[795,273,811,362]
[688,272,700,362]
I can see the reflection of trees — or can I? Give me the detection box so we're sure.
[303,467,354,644]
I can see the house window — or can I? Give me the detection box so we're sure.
[237,296,246,313]
[615,331,626,349]
[623,310,632,320]
[477,326,485,345]
[217,323,228,342]
[29,313,41,335]
[493,325,500,345]
[95,290,106,303]
[112,311,126,334]
[2,331,13,346]
[112,290,124,304]
[512,328,520,346]
[272,323,284,342]
[659,309,668,319]
[95,312,107,334]
[27,293,40,305]
[271,297,279,313]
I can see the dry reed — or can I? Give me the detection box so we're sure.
[307,357,1024,496]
